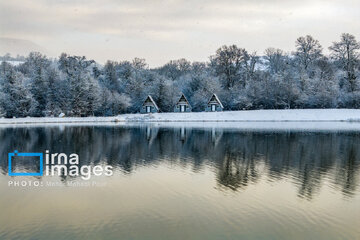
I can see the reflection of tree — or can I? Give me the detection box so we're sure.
[335,140,360,197]
[297,164,321,200]
[0,126,359,199]
[217,151,260,191]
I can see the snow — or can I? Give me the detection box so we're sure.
[120,109,360,122]
[4,60,25,66]
[1,109,360,131]
[1,122,360,132]
[0,109,359,125]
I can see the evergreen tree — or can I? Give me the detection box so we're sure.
[26,52,50,116]
[0,62,34,117]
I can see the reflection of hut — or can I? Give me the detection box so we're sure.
[174,93,191,112]
[180,126,186,141]
[205,94,223,112]
[145,125,159,145]
[211,128,223,146]
[140,95,159,113]
[146,126,151,140]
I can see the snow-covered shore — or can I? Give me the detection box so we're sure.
[120,109,360,122]
[0,109,360,125]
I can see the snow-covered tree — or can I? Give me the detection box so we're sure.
[25,52,51,116]
[156,59,191,81]
[1,33,360,118]
[264,48,288,74]
[210,45,250,89]
[45,66,63,116]
[295,35,323,71]
[329,33,360,92]
[58,53,99,116]
[0,62,35,117]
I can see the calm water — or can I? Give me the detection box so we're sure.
[0,125,360,240]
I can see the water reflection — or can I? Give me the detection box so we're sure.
[1,125,359,199]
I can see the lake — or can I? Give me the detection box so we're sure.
[0,124,359,240]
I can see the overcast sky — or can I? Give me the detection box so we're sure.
[0,0,359,66]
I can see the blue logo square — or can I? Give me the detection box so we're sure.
[8,150,43,176]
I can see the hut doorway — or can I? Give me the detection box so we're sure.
[211,104,216,112]
[180,105,185,112]
[146,106,151,113]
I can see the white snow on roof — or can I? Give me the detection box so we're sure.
[208,93,224,108]
[146,95,159,110]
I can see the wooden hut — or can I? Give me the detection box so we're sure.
[205,93,223,112]
[140,95,159,113]
[174,93,192,112]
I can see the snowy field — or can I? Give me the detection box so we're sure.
[0,109,360,124]
[1,109,360,131]
[120,109,360,122]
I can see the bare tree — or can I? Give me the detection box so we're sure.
[329,33,360,92]
[132,58,148,70]
[264,48,287,74]
[295,35,323,71]
[210,45,249,89]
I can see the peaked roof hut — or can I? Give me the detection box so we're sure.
[205,93,224,112]
[174,93,192,112]
[140,95,159,113]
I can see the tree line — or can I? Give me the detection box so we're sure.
[0,33,359,118]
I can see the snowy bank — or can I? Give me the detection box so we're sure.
[0,109,360,125]
[120,109,360,122]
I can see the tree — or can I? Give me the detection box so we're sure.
[97,89,131,116]
[329,33,360,92]
[151,75,174,112]
[0,62,35,117]
[308,57,337,108]
[156,58,191,81]
[210,45,249,89]
[2,34,360,117]
[264,48,288,74]
[102,61,119,91]
[295,35,323,71]
[45,66,63,116]
[132,58,148,70]
[26,52,51,116]
[58,53,99,116]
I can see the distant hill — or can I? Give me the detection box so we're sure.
[0,38,51,57]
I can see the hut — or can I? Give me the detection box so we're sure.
[174,93,192,112]
[205,93,224,112]
[140,95,159,113]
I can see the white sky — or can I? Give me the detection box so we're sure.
[0,0,359,67]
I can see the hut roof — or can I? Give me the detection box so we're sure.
[143,95,159,110]
[208,93,224,108]
[176,93,191,106]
